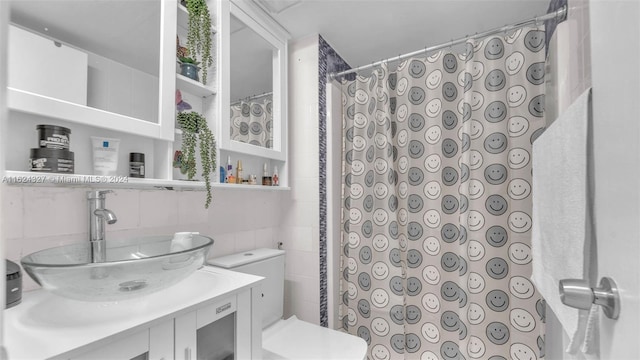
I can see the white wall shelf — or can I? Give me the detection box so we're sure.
[213,182,290,191]
[2,170,290,191]
[8,88,172,141]
[176,74,217,97]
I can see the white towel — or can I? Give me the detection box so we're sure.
[580,305,600,357]
[531,88,593,352]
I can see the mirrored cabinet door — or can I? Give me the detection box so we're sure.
[229,13,274,149]
[7,0,176,140]
[220,0,288,161]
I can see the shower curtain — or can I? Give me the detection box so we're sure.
[340,26,546,360]
[230,96,273,148]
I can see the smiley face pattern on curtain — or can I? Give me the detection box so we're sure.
[340,26,546,360]
[230,97,273,148]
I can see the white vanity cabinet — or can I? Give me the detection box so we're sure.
[70,295,245,360]
[4,268,263,360]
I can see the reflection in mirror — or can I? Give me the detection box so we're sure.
[229,14,274,149]
[8,0,161,123]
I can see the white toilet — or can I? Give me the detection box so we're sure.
[207,248,367,360]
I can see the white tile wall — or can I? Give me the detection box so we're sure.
[139,190,179,228]
[281,34,321,324]
[22,187,87,238]
[2,186,23,239]
[7,186,283,292]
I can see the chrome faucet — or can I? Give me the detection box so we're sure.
[88,190,117,263]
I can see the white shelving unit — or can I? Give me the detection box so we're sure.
[1,0,290,191]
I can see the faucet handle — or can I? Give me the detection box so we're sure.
[87,190,114,199]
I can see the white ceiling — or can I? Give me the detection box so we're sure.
[264,0,551,69]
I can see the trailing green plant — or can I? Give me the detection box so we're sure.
[185,0,213,85]
[177,111,217,208]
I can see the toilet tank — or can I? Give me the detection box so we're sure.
[208,248,285,329]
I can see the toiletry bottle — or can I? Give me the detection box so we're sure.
[272,166,279,186]
[236,160,243,184]
[219,166,226,183]
[129,153,145,178]
[262,162,272,186]
[226,156,232,183]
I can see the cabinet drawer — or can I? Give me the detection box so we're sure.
[197,295,237,329]
[69,330,149,360]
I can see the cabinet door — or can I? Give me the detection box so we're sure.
[175,311,197,360]
[150,320,175,360]
[174,296,240,360]
[70,330,150,360]
[196,296,238,360]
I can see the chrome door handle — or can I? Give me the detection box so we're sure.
[559,277,620,320]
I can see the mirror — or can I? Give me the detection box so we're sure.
[229,14,275,149]
[8,0,161,124]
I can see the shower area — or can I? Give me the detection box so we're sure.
[323,3,570,359]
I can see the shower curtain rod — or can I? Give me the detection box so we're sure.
[329,5,567,80]
[230,91,273,105]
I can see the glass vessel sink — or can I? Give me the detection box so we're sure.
[21,235,213,301]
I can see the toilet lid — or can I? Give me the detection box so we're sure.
[263,316,367,360]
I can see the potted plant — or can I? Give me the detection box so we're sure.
[184,0,213,85]
[178,56,200,81]
[176,111,217,208]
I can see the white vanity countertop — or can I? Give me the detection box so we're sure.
[4,266,263,360]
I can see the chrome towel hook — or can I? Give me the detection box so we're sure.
[559,277,620,320]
